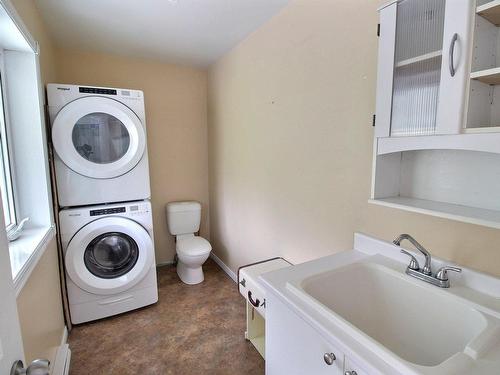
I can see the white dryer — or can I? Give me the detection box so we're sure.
[47,84,151,207]
[59,200,158,324]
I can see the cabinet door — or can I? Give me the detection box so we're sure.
[375,2,397,138]
[435,0,474,134]
[376,0,473,138]
[266,296,343,375]
[390,0,447,137]
[344,356,374,375]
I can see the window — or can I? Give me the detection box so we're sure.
[0,1,55,292]
[0,73,16,230]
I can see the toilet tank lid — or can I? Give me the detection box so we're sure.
[166,201,201,213]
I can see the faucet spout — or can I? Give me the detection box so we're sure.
[393,234,432,275]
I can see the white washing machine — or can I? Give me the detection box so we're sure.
[47,84,151,207]
[59,200,158,324]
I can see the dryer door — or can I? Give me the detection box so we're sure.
[65,216,154,295]
[52,96,146,179]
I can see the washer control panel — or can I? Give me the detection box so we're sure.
[90,207,126,216]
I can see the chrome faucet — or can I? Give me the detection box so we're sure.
[393,233,432,275]
[393,234,461,288]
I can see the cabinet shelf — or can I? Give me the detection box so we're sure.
[477,1,500,26]
[369,197,500,230]
[471,67,500,85]
[395,50,442,68]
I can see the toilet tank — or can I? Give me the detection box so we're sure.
[166,201,201,235]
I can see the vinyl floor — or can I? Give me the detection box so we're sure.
[68,259,264,375]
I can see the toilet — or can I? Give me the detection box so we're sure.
[166,201,212,285]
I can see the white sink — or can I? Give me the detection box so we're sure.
[288,262,491,367]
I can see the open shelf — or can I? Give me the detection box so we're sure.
[395,50,442,68]
[376,132,500,155]
[369,197,500,229]
[463,126,500,133]
[471,67,500,85]
[371,147,500,231]
[477,1,500,26]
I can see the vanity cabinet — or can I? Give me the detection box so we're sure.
[372,0,500,229]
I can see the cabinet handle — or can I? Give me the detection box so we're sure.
[345,372,358,375]
[323,352,336,365]
[247,291,260,307]
[449,33,458,77]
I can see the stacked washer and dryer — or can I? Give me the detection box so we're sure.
[48,84,158,324]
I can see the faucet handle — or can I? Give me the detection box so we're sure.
[435,266,462,281]
[400,249,419,271]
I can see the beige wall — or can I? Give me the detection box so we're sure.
[16,239,65,363]
[208,0,500,277]
[10,0,65,364]
[11,0,57,83]
[56,49,209,264]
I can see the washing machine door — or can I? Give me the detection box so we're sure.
[52,96,146,179]
[65,216,154,295]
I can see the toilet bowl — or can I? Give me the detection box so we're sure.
[176,235,211,284]
[166,201,212,285]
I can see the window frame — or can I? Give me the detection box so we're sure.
[0,51,18,231]
[0,0,56,295]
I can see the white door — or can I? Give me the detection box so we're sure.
[0,208,25,373]
[51,96,146,179]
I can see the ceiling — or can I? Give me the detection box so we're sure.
[35,0,290,67]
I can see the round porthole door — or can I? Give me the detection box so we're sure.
[65,216,154,295]
[84,232,139,279]
[52,96,146,179]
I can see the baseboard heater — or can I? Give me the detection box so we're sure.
[52,343,71,375]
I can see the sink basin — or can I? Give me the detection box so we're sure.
[288,262,488,367]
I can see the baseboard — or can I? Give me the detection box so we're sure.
[210,252,237,283]
[156,260,174,268]
[52,326,71,375]
[60,326,68,346]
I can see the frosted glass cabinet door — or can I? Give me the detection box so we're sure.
[375,0,473,138]
[391,0,446,137]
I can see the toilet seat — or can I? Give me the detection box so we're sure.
[176,236,211,257]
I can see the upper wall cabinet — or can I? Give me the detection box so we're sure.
[376,0,474,138]
[372,0,500,229]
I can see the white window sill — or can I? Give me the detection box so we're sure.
[9,224,56,296]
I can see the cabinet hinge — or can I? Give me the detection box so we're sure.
[372,114,376,127]
[377,23,380,37]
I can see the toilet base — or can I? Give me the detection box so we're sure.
[177,261,204,285]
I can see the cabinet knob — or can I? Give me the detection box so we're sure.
[345,371,358,375]
[323,352,336,365]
